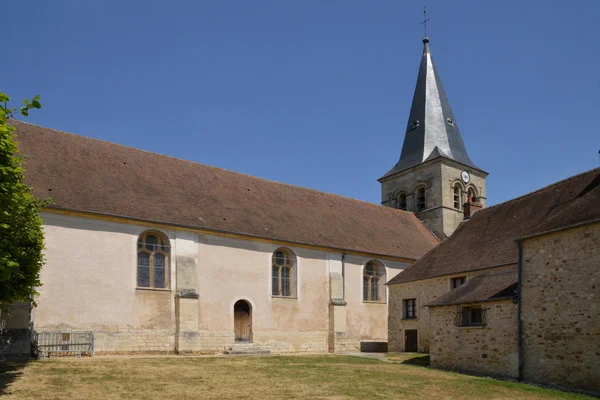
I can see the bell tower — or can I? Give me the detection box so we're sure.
[379,37,487,240]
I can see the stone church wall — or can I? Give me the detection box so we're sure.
[429,300,518,378]
[520,222,600,394]
[388,264,516,353]
[31,211,408,355]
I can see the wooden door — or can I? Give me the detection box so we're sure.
[405,330,418,352]
[234,300,251,342]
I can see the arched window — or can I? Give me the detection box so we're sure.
[453,184,463,210]
[397,193,407,211]
[467,187,477,202]
[363,260,386,302]
[415,187,426,212]
[137,231,170,289]
[272,248,297,297]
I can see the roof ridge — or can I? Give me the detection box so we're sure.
[11,120,415,217]
[473,167,600,216]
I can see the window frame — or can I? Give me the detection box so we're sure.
[454,306,486,327]
[451,276,466,289]
[363,260,386,303]
[467,186,477,202]
[136,231,170,290]
[415,187,426,212]
[403,298,417,319]
[397,192,407,211]
[271,248,297,298]
[453,183,463,210]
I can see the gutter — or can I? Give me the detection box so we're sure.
[517,242,524,381]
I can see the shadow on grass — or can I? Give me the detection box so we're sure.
[400,354,430,366]
[0,359,30,396]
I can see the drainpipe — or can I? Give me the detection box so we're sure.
[517,242,524,381]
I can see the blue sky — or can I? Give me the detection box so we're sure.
[3,0,599,206]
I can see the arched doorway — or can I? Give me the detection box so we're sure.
[234,300,252,342]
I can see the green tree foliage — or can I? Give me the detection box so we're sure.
[0,91,48,306]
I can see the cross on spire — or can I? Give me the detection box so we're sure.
[421,6,430,38]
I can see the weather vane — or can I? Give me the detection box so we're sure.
[421,6,430,38]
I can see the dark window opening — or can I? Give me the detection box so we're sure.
[416,188,425,212]
[398,193,407,211]
[451,276,466,289]
[454,307,486,327]
[404,299,417,319]
[453,185,462,210]
[468,187,477,202]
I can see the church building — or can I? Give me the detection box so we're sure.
[3,113,438,355]
[3,34,485,357]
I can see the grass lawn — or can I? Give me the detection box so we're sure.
[0,355,593,400]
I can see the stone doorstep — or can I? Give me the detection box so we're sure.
[223,343,272,355]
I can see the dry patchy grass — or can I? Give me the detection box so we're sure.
[0,355,593,400]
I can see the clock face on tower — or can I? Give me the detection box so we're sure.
[461,170,470,184]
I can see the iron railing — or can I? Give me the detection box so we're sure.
[454,308,487,327]
[34,331,94,358]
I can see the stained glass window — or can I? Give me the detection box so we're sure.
[363,261,386,302]
[272,248,296,297]
[137,231,170,289]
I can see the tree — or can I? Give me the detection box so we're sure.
[0,91,47,306]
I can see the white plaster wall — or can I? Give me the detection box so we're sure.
[36,212,176,331]
[344,255,409,341]
[34,212,412,353]
[196,234,329,335]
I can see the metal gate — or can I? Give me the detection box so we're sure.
[35,331,94,358]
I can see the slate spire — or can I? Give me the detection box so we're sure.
[381,37,480,180]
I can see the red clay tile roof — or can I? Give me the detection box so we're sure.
[427,270,518,306]
[12,121,438,259]
[389,167,600,284]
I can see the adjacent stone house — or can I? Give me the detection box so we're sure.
[428,271,519,378]
[0,120,438,355]
[388,167,600,394]
[518,183,600,393]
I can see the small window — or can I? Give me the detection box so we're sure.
[455,307,486,327]
[451,276,466,289]
[453,184,462,210]
[363,260,386,302]
[397,193,407,211]
[403,299,417,319]
[272,248,297,297]
[415,187,426,212]
[137,231,170,289]
[409,120,420,132]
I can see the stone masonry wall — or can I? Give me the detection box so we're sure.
[521,222,600,394]
[388,264,516,353]
[380,159,487,239]
[429,300,518,378]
